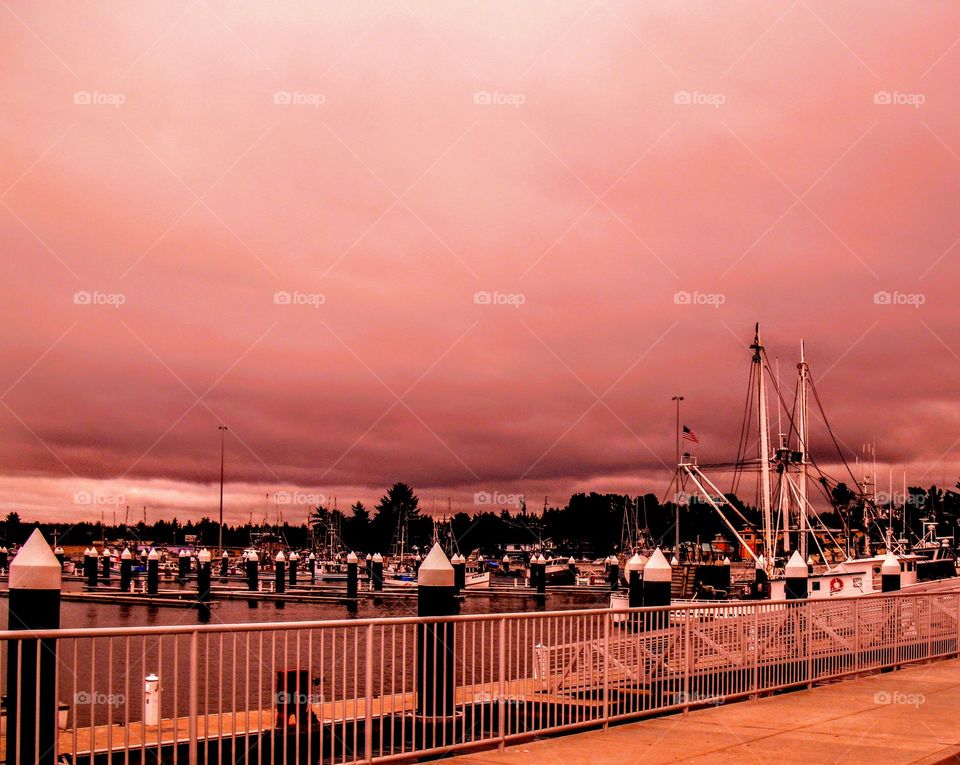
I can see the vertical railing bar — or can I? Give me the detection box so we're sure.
[188,631,199,764]
[498,617,506,750]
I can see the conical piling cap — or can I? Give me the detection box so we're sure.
[625,553,644,573]
[9,529,61,590]
[346,551,358,563]
[148,548,159,560]
[222,550,229,557]
[365,553,372,560]
[881,552,900,575]
[670,555,679,566]
[536,553,546,564]
[644,548,672,583]
[806,556,815,566]
[785,550,807,577]
[756,554,766,570]
[722,556,731,565]
[418,542,454,587]
[568,556,576,565]
[121,548,132,560]
[198,548,211,563]
[247,550,258,562]
[288,551,299,560]
[275,550,286,562]
[372,552,382,562]
[307,552,315,560]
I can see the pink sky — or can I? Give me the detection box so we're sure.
[2,1,960,524]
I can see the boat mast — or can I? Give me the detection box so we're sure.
[751,325,774,566]
[796,340,809,560]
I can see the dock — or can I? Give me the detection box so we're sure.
[443,656,960,765]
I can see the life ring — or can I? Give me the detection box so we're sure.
[829,577,843,594]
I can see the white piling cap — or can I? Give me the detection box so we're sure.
[198,548,211,563]
[625,553,645,573]
[372,552,383,562]
[644,548,672,582]
[722,556,731,565]
[9,529,61,590]
[785,550,807,577]
[881,552,900,575]
[308,552,315,559]
[288,551,299,560]
[755,554,766,570]
[670,555,679,566]
[365,553,372,560]
[180,549,188,557]
[222,550,229,557]
[121,548,132,560]
[418,543,454,587]
[145,673,159,683]
[806,556,815,565]
[346,551,358,563]
[275,551,285,562]
[536,553,546,564]
[607,555,618,565]
[148,548,159,560]
[568,556,576,565]
[247,550,259,562]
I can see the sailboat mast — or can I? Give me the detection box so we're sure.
[752,325,774,566]
[797,340,809,559]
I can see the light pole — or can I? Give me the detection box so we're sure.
[672,396,684,559]
[218,425,228,552]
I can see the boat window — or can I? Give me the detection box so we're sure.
[811,581,821,591]
[872,566,881,575]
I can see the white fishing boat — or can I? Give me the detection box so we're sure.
[612,325,960,615]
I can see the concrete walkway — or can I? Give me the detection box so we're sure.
[445,658,960,765]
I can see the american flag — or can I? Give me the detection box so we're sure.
[682,425,700,444]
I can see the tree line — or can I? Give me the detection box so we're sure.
[4,480,960,556]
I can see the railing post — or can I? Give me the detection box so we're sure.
[806,601,813,688]
[752,603,759,698]
[854,597,861,676]
[602,610,610,729]
[188,630,199,765]
[365,623,374,763]
[683,607,691,715]
[498,617,506,750]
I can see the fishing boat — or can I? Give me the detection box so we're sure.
[612,325,960,613]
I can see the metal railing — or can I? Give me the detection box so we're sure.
[1,589,957,764]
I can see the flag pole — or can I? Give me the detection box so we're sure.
[672,395,684,560]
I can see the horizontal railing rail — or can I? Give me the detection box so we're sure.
[1,589,957,764]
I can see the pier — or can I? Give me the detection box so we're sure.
[444,656,960,765]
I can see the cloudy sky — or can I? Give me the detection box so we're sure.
[2,1,960,524]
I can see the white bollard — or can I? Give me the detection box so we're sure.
[144,673,160,727]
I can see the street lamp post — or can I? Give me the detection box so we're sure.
[218,425,228,552]
[671,396,684,559]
